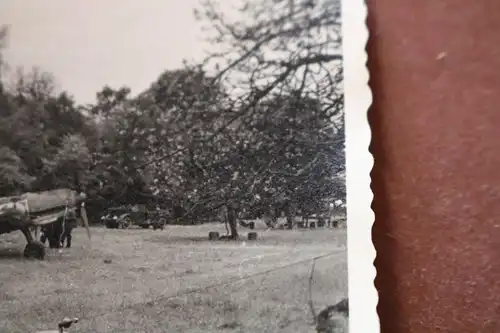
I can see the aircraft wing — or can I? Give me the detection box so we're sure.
[0,188,91,241]
[32,209,69,226]
[0,189,83,225]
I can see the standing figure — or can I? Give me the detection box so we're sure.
[60,208,78,248]
[39,208,78,248]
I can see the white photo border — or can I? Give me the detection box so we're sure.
[342,1,378,333]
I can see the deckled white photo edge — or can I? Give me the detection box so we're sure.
[342,1,378,333]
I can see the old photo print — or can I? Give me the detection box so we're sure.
[0,0,375,332]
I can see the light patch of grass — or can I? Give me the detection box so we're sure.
[0,223,347,333]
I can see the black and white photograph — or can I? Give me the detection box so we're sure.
[0,1,375,332]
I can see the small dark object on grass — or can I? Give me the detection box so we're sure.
[208,231,220,240]
[103,259,112,264]
[310,222,316,228]
[316,298,349,333]
[247,232,257,240]
[57,317,79,333]
[218,321,240,329]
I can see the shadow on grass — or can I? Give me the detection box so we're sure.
[150,235,242,245]
[0,247,23,259]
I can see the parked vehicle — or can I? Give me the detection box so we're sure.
[102,205,168,230]
[101,207,132,229]
[137,206,169,230]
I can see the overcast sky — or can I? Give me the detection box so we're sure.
[0,0,210,105]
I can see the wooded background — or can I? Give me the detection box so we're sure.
[368,0,500,332]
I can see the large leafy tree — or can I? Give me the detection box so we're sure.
[85,86,154,211]
[115,0,346,237]
[137,67,229,203]
[178,91,344,237]
[0,64,96,196]
[185,0,345,236]
[87,68,228,212]
[0,146,33,195]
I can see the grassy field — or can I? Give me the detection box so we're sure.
[0,220,347,333]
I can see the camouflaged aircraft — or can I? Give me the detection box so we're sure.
[0,188,91,260]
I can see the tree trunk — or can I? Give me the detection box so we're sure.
[227,205,239,239]
[286,212,293,229]
[285,202,295,229]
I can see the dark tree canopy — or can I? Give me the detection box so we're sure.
[191,0,345,234]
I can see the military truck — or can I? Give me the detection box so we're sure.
[102,204,167,230]
[101,206,132,229]
[141,207,169,230]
